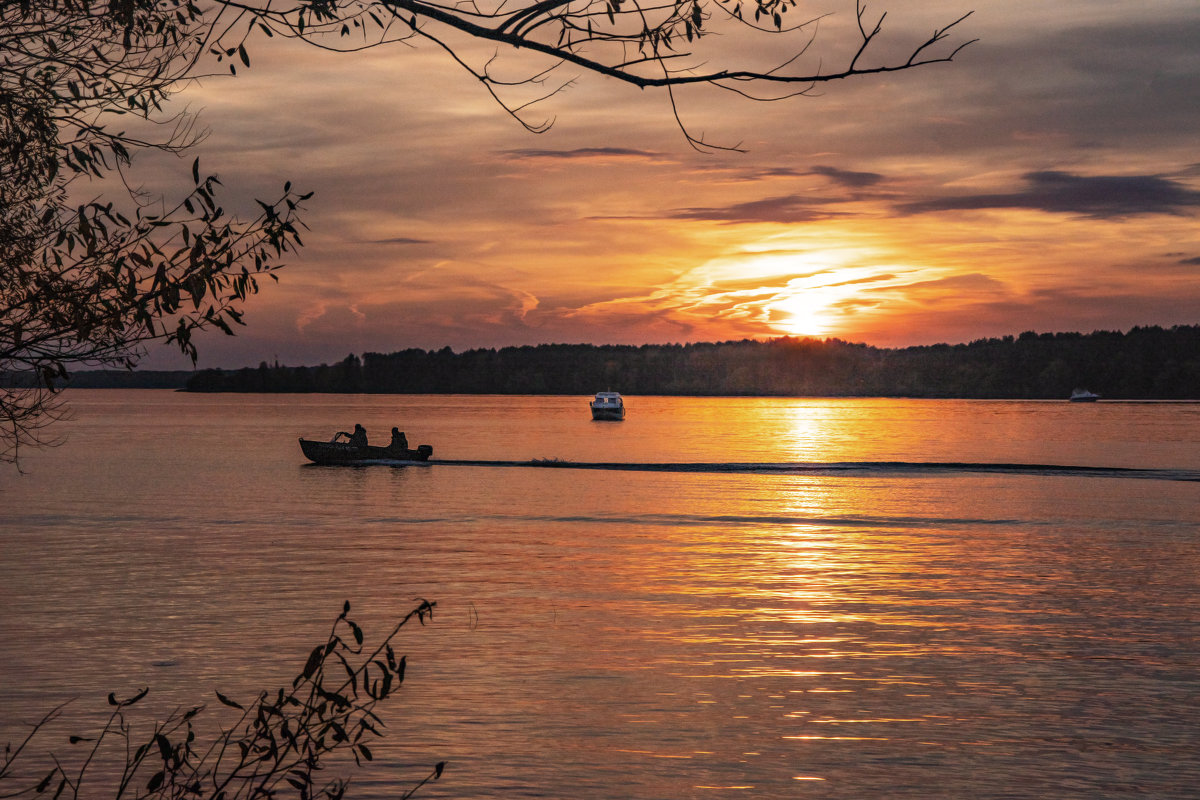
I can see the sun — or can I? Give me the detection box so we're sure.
[774,291,837,337]
[664,235,900,341]
[765,263,890,339]
[690,238,892,339]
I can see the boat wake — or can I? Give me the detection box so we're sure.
[431,459,1200,482]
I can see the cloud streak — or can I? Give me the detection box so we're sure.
[900,171,1200,218]
[366,237,433,245]
[668,194,851,224]
[809,165,885,188]
[502,147,663,161]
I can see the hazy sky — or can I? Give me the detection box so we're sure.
[133,0,1199,368]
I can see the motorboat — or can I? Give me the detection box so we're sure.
[590,391,625,421]
[1069,388,1101,402]
[299,436,432,465]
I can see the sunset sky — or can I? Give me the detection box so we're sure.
[135,0,1199,369]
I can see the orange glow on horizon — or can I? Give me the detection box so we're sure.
[687,234,936,342]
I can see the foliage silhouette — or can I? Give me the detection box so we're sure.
[1,0,310,463]
[0,601,443,800]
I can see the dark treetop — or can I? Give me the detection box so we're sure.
[180,326,1200,400]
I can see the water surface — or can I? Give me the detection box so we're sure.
[2,392,1198,799]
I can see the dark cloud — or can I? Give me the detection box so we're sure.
[1179,255,1200,266]
[668,194,846,224]
[933,17,1200,157]
[721,167,805,184]
[809,165,885,188]
[662,165,888,223]
[725,165,887,188]
[900,171,1200,218]
[367,237,432,245]
[753,167,806,179]
[502,147,661,161]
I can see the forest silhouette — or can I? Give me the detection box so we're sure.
[180,326,1200,399]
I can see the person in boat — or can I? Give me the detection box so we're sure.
[387,427,408,454]
[336,423,368,447]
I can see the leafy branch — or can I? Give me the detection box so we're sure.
[206,0,975,152]
[0,601,443,800]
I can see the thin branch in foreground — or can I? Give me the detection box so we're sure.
[0,602,444,800]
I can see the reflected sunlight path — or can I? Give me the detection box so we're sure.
[397,459,1200,482]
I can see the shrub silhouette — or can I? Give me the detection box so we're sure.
[0,601,443,800]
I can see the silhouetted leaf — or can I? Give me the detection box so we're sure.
[318,687,351,708]
[301,644,324,680]
[110,687,149,706]
[147,771,164,792]
[215,690,244,709]
[155,733,172,760]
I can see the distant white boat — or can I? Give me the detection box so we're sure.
[590,391,625,421]
[1069,388,1100,402]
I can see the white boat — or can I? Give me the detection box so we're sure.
[590,391,625,421]
[1069,388,1100,402]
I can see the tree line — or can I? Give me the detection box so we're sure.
[182,326,1200,399]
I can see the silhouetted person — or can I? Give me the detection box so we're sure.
[388,427,408,453]
[337,423,368,447]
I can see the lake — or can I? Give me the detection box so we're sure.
[1,391,1198,799]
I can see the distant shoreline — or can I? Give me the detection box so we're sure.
[50,388,1200,402]
[0,370,193,390]
[10,325,1194,401]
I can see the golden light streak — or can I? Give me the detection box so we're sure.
[564,227,956,343]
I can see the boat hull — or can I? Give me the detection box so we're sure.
[299,438,432,465]
[590,391,625,421]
